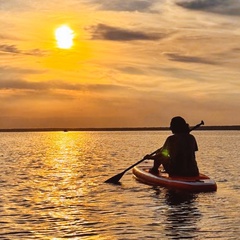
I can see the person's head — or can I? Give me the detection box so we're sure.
[170,116,189,133]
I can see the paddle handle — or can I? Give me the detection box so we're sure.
[189,120,204,132]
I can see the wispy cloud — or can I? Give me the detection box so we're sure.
[117,66,145,75]
[0,0,31,11]
[0,45,20,54]
[0,66,43,76]
[177,0,240,16]
[89,24,161,41]
[0,44,45,56]
[90,0,158,12]
[0,79,50,91]
[0,78,131,93]
[165,52,215,65]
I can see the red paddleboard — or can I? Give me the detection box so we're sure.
[133,165,217,192]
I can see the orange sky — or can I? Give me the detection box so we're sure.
[1,0,240,128]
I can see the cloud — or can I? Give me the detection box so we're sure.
[0,45,20,54]
[165,52,215,65]
[177,0,240,16]
[117,66,145,75]
[0,44,46,56]
[0,0,29,11]
[90,0,158,12]
[1,80,43,90]
[0,78,131,93]
[89,24,161,41]
[0,66,44,75]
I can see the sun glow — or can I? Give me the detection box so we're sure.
[55,25,75,49]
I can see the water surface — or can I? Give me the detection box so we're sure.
[0,131,239,239]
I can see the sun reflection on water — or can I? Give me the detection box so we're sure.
[19,132,103,238]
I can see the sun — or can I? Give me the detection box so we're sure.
[55,25,75,49]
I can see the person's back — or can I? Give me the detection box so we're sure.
[166,133,199,176]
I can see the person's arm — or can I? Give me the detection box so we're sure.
[144,137,170,160]
[160,137,171,158]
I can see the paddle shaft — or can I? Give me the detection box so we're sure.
[105,120,204,183]
[122,148,160,174]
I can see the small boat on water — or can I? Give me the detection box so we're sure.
[132,164,217,192]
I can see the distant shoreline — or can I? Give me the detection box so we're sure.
[0,126,240,132]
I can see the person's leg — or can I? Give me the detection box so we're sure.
[150,156,170,174]
[150,156,163,174]
[161,157,170,173]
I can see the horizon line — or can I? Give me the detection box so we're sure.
[0,125,240,132]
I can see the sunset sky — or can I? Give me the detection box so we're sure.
[1,0,240,128]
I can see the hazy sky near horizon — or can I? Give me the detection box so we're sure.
[1,0,240,128]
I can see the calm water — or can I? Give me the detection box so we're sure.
[0,131,239,239]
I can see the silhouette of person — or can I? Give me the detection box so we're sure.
[144,116,199,176]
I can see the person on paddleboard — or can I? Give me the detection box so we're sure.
[144,116,199,177]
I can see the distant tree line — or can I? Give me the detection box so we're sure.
[0,125,240,132]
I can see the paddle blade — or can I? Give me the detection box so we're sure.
[104,171,125,184]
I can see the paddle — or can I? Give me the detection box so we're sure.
[104,120,204,184]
